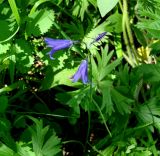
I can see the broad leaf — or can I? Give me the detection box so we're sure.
[97,0,119,17]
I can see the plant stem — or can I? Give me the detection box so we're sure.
[8,0,21,25]
[85,52,92,150]
[123,0,139,65]
[93,99,112,137]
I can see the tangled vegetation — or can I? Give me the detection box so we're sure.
[1,0,160,155]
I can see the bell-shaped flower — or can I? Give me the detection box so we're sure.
[44,38,78,59]
[71,60,88,84]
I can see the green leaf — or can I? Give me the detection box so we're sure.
[41,66,80,90]
[133,26,147,47]
[150,40,160,55]
[111,89,133,114]
[0,96,8,113]
[0,43,11,54]
[97,0,119,17]
[72,0,89,21]
[136,97,160,131]
[17,142,35,156]
[28,117,62,156]
[42,134,61,156]
[14,39,34,73]
[0,143,14,156]
[99,80,114,115]
[0,81,25,94]
[67,87,90,124]
[99,57,122,81]
[26,9,55,37]
[107,11,122,33]
[0,20,14,41]
[135,63,160,82]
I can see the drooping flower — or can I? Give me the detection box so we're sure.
[71,60,88,84]
[44,38,78,59]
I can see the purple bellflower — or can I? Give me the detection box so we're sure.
[71,60,88,84]
[94,32,107,42]
[44,38,78,60]
[89,32,107,46]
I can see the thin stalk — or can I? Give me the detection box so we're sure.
[0,26,19,43]
[17,111,78,118]
[85,52,92,149]
[63,140,85,150]
[87,141,104,156]
[29,0,50,16]
[8,0,21,25]
[93,99,112,137]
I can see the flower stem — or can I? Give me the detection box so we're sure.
[121,0,139,67]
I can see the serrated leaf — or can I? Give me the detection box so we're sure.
[26,10,55,36]
[17,142,35,156]
[97,0,119,17]
[28,117,62,156]
[0,43,11,54]
[42,134,61,156]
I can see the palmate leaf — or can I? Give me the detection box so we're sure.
[72,0,89,21]
[136,97,160,131]
[66,87,90,124]
[99,80,114,116]
[26,9,55,37]
[28,117,62,156]
[92,46,122,115]
[134,63,160,82]
[63,21,84,40]
[96,46,122,81]
[92,45,121,82]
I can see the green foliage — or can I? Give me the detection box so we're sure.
[28,117,62,156]
[0,0,160,155]
[26,9,55,37]
[136,0,160,39]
